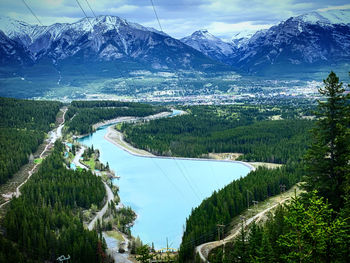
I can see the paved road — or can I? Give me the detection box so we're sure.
[71,140,115,232]
[88,180,114,231]
[72,146,89,170]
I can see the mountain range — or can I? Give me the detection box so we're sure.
[0,9,350,79]
[0,15,226,78]
[181,9,350,74]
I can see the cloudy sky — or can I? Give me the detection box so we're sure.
[1,0,350,40]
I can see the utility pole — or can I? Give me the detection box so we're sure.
[216,224,225,241]
[222,241,225,263]
[280,184,286,195]
[252,200,259,211]
[247,190,253,209]
[247,190,249,209]
[240,216,246,228]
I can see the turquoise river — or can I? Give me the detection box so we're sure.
[78,119,251,249]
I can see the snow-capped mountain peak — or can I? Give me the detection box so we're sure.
[295,9,350,25]
[180,8,350,74]
[190,29,218,41]
[0,15,221,71]
[181,29,235,60]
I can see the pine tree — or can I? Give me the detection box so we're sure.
[304,71,350,210]
[277,192,347,263]
[135,245,153,263]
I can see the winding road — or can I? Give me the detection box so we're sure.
[195,198,290,262]
[71,144,115,231]
[88,181,114,231]
[72,146,89,170]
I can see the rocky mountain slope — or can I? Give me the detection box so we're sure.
[181,9,350,74]
[181,29,235,64]
[0,15,225,75]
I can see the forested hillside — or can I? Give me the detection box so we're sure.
[184,72,350,263]
[66,100,167,134]
[1,141,108,263]
[179,164,303,262]
[0,97,61,184]
[121,104,313,163]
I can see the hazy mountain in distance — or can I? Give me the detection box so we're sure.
[181,29,236,64]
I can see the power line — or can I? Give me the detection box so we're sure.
[149,0,163,32]
[75,0,94,30]
[84,0,97,18]
[172,158,201,201]
[78,0,136,91]
[176,159,203,197]
[150,157,190,204]
[21,0,43,26]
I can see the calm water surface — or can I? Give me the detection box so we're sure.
[78,125,251,249]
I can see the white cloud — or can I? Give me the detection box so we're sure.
[317,4,350,12]
[1,0,350,39]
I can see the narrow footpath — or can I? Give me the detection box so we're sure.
[0,108,67,209]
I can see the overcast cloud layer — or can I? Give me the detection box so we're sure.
[1,0,350,40]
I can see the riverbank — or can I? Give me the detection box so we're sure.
[70,140,135,261]
[93,111,173,130]
[79,112,253,249]
[208,153,283,169]
[73,111,173,140]
[105,126,256,171]
[105,127,154,157]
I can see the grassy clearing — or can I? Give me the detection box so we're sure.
[115,123,122,131]
[82,157,95,170]
[34,158,43,164]
[207,153,282,169]
[105,230,124,241]
[249,162,283,169]
[208,152,243,161]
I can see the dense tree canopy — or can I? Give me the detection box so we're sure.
[206,71,350,263]
[0,97,61,184]
[66,100,167,134]
[209,193,349,263]
[121,105,313,163]
[2,141,107,263]
[179,164,303,262]
[304,71,350,210]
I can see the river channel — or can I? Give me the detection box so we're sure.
[78,114,251,249]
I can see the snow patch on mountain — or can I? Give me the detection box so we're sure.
[181,29,235,59]
[296,9,350,25]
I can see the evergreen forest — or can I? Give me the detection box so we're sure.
[1,141,108,263]
[66,100,167,134]
[179,72,350,263]
[121,104,314,163]
[0,97,61,184]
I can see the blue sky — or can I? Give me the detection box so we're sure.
[1,0,350,40]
